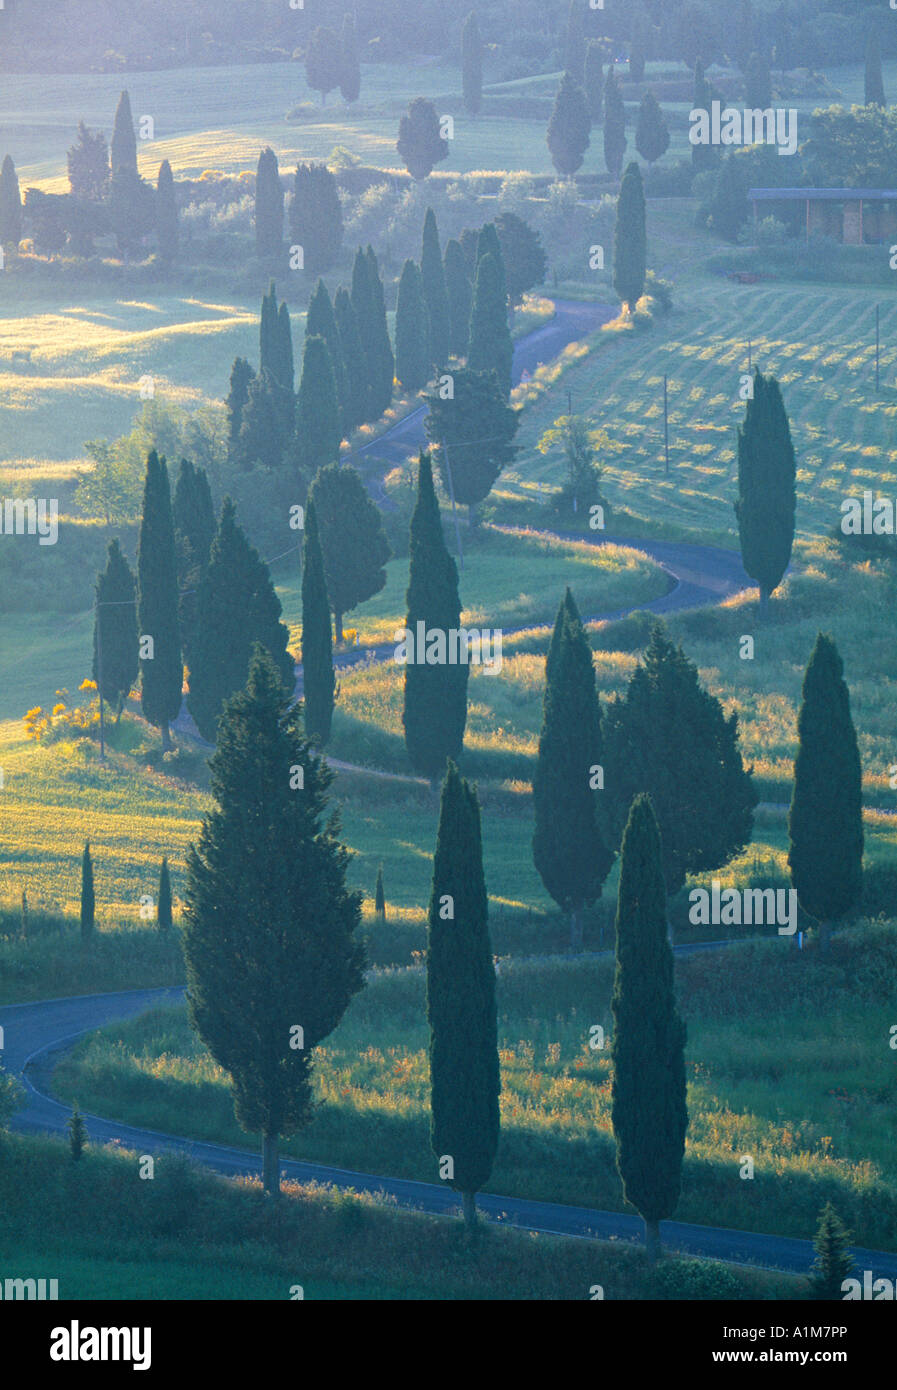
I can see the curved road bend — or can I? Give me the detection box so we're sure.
[4,980,896,1281]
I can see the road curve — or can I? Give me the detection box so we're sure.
[4,982,896,1282]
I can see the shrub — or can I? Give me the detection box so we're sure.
[649,1257,745,1300]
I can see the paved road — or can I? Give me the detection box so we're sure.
[4,973,896,1280]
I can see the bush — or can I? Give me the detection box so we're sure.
[861,861,897,919]
[649,1256,746,1300]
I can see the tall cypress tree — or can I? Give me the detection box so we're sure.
[788,634,863,952]
[301,497,335,747]
[93,539,138,719]
[532,591,615,950]
[444,238,473,358]
[183,646,365,1196]
[635,92,670,165]
[173,459,215,663]
[865,32,886,108]
[584,41,605,124]
[226,357,256,454]
[476,222,507,307]
[260,282,279,380]
[461,11,484,117]
[364,245,395,418]
[80,841,95,941]
[427,761,500,1229]
[350,247,375,420]
[290,162,343,274]
[401,453,468,780]
[564,0,587,86]
[187,498,295,742]
[293,335,341,483]
[155,159,178,262]
[547,72,591,179]
[603,68,627,179]
[137,451,182,752]
[613,162,647,314]
[692,59,718,171]
[333,286,367,433]
[110,90,138,179]
[309,462,390,643]
[236,369,285,472]
[157,856,173,932]
[255,147,284,261]
[611,794,688,1262]
[307,279,348,434]
[395,258,431,393]
[467,252,513,398]
[603,624,756,900]
[421,207,450,371]
[734,370,796,616]
[340,13,362,104]
[276,300,294,393]
[0,156,22,251]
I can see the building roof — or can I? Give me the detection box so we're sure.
[749,188,897,201]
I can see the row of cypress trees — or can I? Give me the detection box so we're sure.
[255,149,344,273]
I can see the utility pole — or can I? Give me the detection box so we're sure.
[96,603,106,762]
[663,374,670,477]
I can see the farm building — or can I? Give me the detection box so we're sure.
[748,187,897,244]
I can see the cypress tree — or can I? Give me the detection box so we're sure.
[137,451,182,752]
[397,97,450,181]
[305,25,343,106]
[350,247,375,420]
[734,370,796,615]
[307,279,348,434]
[183,645,365,1196]
[173,459,215,663]
[547,72,591,179]
[611,794,688,1262]
[93,539,138,720]
[603,624,757,899]
[364,245,395,418]
[461,11,484,117]
[865,32,885,108]
[584,41,605,123]
[68,1103,87,1160]
[401,453,468,780]
[424,365,519,527]
[309,462,390,643]
[293,335,341,482]
[80,841,95,941]
[276,300,294,393]
[301,497,335,747]
[444,238,473,358]
[708,152,751,242]
[613,162,647,315]
[810,1204,855,1300]
[156,159,178,262]
[603,68,627,179]
[476,222,507,306]
[226,357,255,453]
[375,865,386,920]
[692,60,718,171]
[157,856,173,932]
[635,92,670,165]
[467,252,513,398]
[255,147,284,261]
[395,259,431,393]
[532,591,615,950]
[427,761,500,1229]
[421,207,450,371]
[788,634,863,952]
[744,50,772,110]
[290,163,343,275]
[237,369,286,472]
[260,282,279,380]
[339,13,362,105]
[67,122,110,202]
[495,213,548,311]
[110,90,138,179]
[187,498,295,742]
[0,156,22,251]
[333,286,367,433]
[564,0,587,86]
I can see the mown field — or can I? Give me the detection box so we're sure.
[51,924,897,1254]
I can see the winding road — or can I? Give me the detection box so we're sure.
[9,297,882,1285]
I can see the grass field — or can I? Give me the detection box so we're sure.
[51,924,897,1253]
[0,1132,796,1300]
